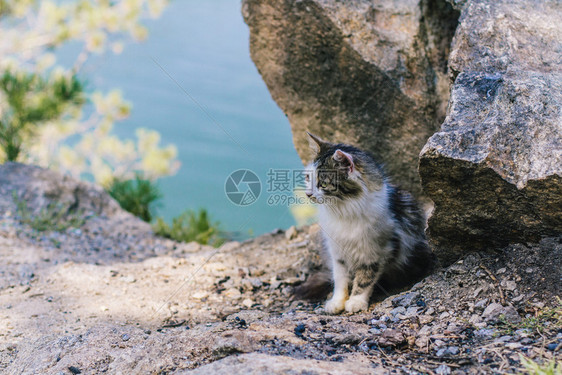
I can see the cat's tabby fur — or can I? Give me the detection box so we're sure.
[297,133,435,314]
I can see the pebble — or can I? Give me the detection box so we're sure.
[403,306,419,318]
[505,342,522,349]
[482,303,521,324]
[392,292,419,307]
[501,279,517,291]
[242,298,254,308]
[434,339,445,348]
[223,288,242,298]
[285,226,297,241]
[475,328,496,338]
[547,343,558,351]
[122,333,130,341]
[495,335,512,343]
[389,306,406,316]
[436,347,458,357]
[294,323,306,338]
[447,346,459,355]
[435,364,451,375]
[249,278,263,288]
[474,299,488,310]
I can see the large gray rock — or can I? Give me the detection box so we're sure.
[242,0,460,196]
[0,162,121,218]
[419,0,562,264]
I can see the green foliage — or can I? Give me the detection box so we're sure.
[153,209,225,247]
[14,193,85,232]
[520,356,562,375]
[0,0,179,185]
[107,174,161,222]
[0,71,84,161]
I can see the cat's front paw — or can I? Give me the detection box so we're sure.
[345,296,369,313]
[325,297,346,315]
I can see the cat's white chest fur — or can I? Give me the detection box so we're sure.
[318,187,394,268]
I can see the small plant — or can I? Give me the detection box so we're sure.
[520,356,562,375]
[497,298,562,336]
[0,71,84,161]
[107,174,162,222]
[153,209,225,247]
[14,193,85,232]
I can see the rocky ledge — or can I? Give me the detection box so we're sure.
[243,0,562,266]
[0,164,560,374]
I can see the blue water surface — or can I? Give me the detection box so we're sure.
[67,0,304,238]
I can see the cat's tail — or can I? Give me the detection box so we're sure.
[293,269,332,302]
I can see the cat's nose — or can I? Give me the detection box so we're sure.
[306,192,313,198]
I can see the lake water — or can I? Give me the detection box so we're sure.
[71,0,305,238]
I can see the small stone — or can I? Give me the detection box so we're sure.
[446,346,459,355]
[249,278,263,288]
[403,306,419,318]
[392,292,420,307]
[469,314,482,324]
[223,288,242,298]
[501,279,517,291]
[378,329,405,347]
[390,306,406,316]
[547,343,558,351]
[474,299,488,310]
[285,226,297,240]
[287,240,308,249]
[415,335,429,348]
[435,364,451,375]
[434,339,445,348]
[242,298,254,308]
[294,323,306,337]
[68,366,82,374]
[495,335,512,343]
[192,291,209,300]
[482,303,521,324]
[475,328,496,338]
[418,325,431,336]
[122,333,130,341]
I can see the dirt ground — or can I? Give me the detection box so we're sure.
[0,208,560,374]
[0,164,560,374]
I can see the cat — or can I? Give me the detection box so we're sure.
[299,132,435,314]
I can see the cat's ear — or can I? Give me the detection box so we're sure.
[333,149,354,173]
[307,132,328,154]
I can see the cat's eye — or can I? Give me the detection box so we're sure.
[320,181,328,189]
